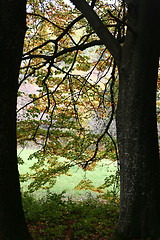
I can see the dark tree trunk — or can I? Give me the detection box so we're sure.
[115,1,160,239]
[0,1,32,239]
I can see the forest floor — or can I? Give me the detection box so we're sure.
[23,191,119,240]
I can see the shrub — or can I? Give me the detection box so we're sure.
[22,191,119,239]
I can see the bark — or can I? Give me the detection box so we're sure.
[115,43,160,240]
[0,1,32,239]
[115,1,160,239]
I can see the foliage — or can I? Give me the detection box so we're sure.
[17,0,120,179]
[22,191,119,240]
[75,178,105,193]
[98,170,120,195]
[20,150,72,192]
[17,0,160,186]
[74,169,120,195]
[18,136,118,193]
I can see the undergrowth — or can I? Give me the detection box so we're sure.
[22,191,119,240]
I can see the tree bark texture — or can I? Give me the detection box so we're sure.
[115,1,160,239]
[0,1,32,239]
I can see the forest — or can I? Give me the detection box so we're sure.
[0,0,160,239]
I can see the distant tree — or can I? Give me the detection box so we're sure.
[0,1,32,239]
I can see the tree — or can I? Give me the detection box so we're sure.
[18,0,160,238]
[0,1,32,239]
[70,0,160,239]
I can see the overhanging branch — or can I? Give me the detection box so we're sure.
[22,39,103,61]
[70,0,121,66]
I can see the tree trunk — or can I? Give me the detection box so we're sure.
[0,1,32,239]
[115,3,160,238]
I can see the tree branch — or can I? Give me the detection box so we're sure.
[27,12,64,30]
[70,0,121,66]
[82,61,117,169]
[22,39,103,61]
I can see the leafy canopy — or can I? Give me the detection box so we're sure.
[17,0,127,191]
